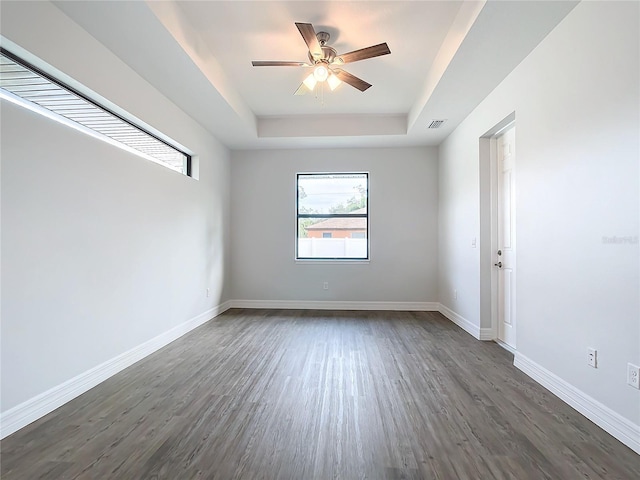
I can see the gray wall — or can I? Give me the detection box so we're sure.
[1,2,231,412]
[438,0,639,424]
[2,0,638,449]
[230,147,438,303]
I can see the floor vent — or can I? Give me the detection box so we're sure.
[428,120,446,129]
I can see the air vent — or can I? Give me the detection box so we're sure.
[428,120,446,129]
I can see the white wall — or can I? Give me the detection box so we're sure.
[1,2,231,415]
[230,147,438,304]
[439,0,639,428]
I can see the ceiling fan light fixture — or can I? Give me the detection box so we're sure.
[303,73,317,91]
[327,72,341,91]
[313,64,329,82]
[252,22,391,95]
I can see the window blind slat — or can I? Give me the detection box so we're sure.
[0,51,190,176]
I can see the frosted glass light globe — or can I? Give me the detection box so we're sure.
[313,64,329,82]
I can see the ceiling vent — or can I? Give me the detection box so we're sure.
[428,120,446,129]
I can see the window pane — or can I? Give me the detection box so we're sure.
[297,218,368,259]
[296,172,368,260]
[298,173,367,214]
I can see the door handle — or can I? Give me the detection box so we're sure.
[494,262,502,268]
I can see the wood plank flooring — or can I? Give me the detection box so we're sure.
[1,309,638,479]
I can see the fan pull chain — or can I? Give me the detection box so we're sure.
[313,82,325,107]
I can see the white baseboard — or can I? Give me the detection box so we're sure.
[437,303,493,341]
[230,301,495,342]
[0,300,232,439]
[7,302,636,458]
[230,299,440,311]
[479,328,494,341]
[495,339,516,354]
[514,352,640,455]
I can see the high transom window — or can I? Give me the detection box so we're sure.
[296,173,369,260]
[0,48,191,175]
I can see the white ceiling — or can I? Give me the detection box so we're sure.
[177,1,463,116]
[54,1,579,150]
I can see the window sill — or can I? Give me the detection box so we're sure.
[295,259,370,265]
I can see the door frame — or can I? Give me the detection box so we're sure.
[479,112,515,350]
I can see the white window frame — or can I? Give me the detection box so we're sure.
[296,172,370,262]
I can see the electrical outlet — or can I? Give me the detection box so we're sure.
[587,348,597,368]
[454,289,458,300]
[206,288,210,297]
[323,282,329,290]
[628,363,640,389]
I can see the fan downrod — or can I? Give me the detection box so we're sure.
[308,32,337,64]
[316,31,330,46]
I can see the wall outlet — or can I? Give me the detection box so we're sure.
[323,282,329,290]
[587,348,597,368]
[454,289,458,300]
[206,288,210,297]
[627,363,640,389]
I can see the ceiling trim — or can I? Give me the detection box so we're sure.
[258,114,406,138]
[145,0,257,133]
[408,0,486,130]
[45,0,580,149]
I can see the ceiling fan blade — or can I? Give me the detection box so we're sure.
[333,69,372,92]
[252,61,310,67]
[295,22,322,58]
[336,43,391,64]
[294,82,311,95]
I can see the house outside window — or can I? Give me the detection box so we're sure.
[296,172,368,260]
[307,210,367,239]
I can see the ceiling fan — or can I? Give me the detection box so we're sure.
[251,22,390,95]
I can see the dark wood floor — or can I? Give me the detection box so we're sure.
[1,309,638,479]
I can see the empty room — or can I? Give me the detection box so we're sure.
[1,1,639,478]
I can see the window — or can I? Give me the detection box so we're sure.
[297,172,368,260]
[0,48,191,175]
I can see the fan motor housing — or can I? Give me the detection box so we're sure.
[309,45,337,64]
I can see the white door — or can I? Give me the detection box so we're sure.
[496,126,516,348]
